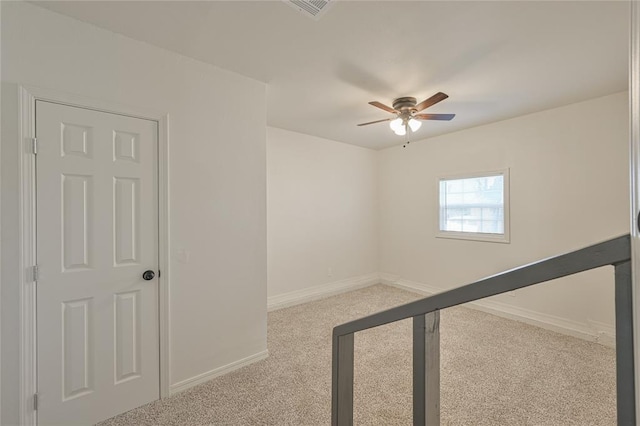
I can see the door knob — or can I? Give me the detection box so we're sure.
[142,270,155,281]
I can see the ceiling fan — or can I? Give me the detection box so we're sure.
[357,92,455,137]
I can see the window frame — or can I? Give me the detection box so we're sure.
[436,168,510,244]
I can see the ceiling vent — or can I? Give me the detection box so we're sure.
[284,0,334,20]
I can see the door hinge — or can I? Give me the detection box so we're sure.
[32,137,38,155]
[32,265,40,282]
[33,393,38,411]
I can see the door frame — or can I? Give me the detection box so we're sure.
[631,2,640,419]
[17,85,171,425]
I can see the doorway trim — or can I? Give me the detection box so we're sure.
[18,85,171,425]
[631,1,640,420]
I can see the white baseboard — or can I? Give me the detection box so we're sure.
[382,274,616,347]
[380,273,440,293]
[587,320,616,347]
[267,272,380,311]
[170,273,615,397]
[170,350,269,395]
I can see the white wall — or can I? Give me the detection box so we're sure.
[0,2,3,421]
[267,127,378,303]
[1,2,267,424]
[0,3,630,423]
[379,91,629,341]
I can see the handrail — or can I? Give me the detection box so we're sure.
[333,234,630,337]
[332,234,635,425]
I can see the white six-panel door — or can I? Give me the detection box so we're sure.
[35,101,160,425]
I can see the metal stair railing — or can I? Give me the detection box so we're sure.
[331,234,635,425]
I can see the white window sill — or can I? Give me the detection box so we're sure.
[436,231,510,244]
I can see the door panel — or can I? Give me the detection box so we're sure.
[114,290,142,384]
[62,297,94,401]
[62,174,92,271]
[36,101,159,425]
[114,177,140,265]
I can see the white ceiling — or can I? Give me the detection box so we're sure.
[32,1,629,150]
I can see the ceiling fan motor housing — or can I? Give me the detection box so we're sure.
[392,97,417,111]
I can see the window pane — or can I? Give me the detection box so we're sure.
[439,173,506,237]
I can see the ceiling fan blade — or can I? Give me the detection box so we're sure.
[414,92,449,112]
[357,118,393,126]
[415,113,455,121]
[368,101,397,114]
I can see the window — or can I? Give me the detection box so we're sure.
[438,169,510,243]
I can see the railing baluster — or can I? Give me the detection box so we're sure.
[332,332,354,426]
[331,236,633,425]
[615,260,636,425]
[413,311,441,426]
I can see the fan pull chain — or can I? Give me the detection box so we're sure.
[403,123,411,148]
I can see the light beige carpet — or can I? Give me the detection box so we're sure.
[99,284,616,425]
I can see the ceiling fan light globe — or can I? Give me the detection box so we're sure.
[394,126,406,136]
[389,118,403,132]
[408,118,422,132]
